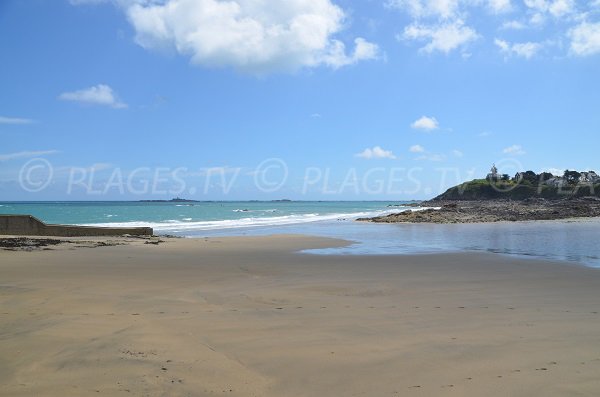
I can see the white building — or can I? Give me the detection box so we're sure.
[579,171,600,184]
[545,177,566,188]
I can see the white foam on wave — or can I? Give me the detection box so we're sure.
[82,208,421,232]
[233,208,277,213]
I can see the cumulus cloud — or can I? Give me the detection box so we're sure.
[500,20,526,30]
[503,144,526,156]
[523,0,576,25]
[0,150,59,162]
[58,84,127,108]
[524,0,576,18]
[386,0,461,19]
[411,116,439,131]
[488,0,512,14]
[386,0,600,58]
[495,38,543,58]
[0,116,34,125]
[122,0,378,74]
[568,22,600,56]
[356,146,397,159]
[402,20,478,54]
[387,0,512,19]
[409,144,425,153]
[452,149,464,157]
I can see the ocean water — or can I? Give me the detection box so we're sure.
[0,201,409,232]
[1,201,599,268]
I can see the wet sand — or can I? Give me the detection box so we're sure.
[1,235,600,396]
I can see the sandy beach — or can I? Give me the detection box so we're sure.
[1,235,600,396]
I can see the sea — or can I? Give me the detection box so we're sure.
[1,201,599,269]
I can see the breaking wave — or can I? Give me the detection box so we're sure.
[81,208,430,233]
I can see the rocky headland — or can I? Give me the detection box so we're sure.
[361,197,600,224]
[360,167,600,224]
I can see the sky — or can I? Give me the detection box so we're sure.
[1,0,599,200]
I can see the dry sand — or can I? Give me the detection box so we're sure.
[1,234,600,396]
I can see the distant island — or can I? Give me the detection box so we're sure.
[360,166,600,224]
[139,197,200,203]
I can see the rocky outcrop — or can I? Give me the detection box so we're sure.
[360,197,600,224]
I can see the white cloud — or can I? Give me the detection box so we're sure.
[500,20,526,30]
[524,0,576,18]
[0,116,34,125]
[0,150,59,162]
[503,144,526,156]
[411,116,439,131]
[59,84,127,108]
[387,0,512,18]
[495,38,543,58]
[543,167,565,176]
[452,149,464,157]
[386,0,461,19]
[356,146,397,159]
[479,131,493,137]
[402,20,478,54]
[548,0,576,17]
[568,22,600,56]
[407,144,446,161]
[488,0,512,14]
[417,153,446,161]
[123,0,379,74]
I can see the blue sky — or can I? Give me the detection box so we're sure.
[1,0,599,200]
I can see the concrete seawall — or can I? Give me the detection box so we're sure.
[0,215,153,237]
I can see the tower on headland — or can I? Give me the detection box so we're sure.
[487,164,499,180]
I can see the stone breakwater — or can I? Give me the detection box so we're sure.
[359,198,600,224]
